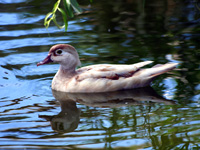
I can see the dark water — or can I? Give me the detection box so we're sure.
[0,0,200,149]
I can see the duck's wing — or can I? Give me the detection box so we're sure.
[76,61,153,81]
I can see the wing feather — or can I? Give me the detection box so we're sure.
[76,61,153,81]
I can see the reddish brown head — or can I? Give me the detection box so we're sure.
[37,44,81,69]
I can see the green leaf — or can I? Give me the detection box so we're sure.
[52,0,61,13]
[64,0,74,17]
[44,0,83,31]
[44,12,54,28]
[53,16,65,29]
[70,0,82,14]
[58,7,68,31]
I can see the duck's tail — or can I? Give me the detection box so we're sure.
[132,62,178,88]
[147,63,178,78]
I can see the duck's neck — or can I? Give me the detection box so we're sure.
[58,65,77,78]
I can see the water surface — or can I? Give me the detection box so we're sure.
[0,0,200,149]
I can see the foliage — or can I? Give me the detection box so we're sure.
[44,0,82,31]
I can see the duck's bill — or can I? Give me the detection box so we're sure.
[37,54,53,66]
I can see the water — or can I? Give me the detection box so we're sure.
[0,0,200,149]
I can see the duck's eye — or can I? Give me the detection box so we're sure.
[55,49,63,55]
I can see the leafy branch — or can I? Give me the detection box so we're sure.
[44,0,82,31]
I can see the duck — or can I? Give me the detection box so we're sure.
[37,44,178,93]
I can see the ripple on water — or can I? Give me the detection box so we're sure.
[0,0,200,149]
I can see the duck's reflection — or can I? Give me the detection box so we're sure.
[39,87,175,132]
[39,97,80,133]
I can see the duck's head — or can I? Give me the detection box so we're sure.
[37,44,81,69]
